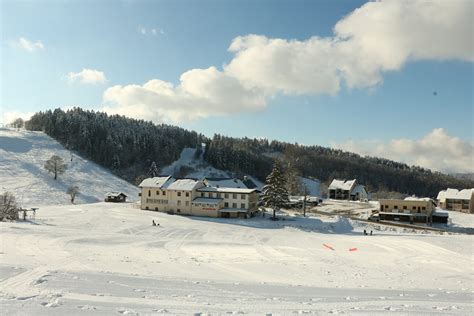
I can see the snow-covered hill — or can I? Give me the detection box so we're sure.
[0,202,472,314]
[0,129,139,206]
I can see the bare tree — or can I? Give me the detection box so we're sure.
[10,118,24,129]
[0,192,19,221]
[44,155,67,180]
[66,186,80,204]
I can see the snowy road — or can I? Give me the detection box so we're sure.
[1,203,473,315]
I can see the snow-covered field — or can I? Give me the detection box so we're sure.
[0,129,139,206]
[1,203,473,315]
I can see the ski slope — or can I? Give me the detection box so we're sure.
[0,202,473,315]
[0,129,139,207]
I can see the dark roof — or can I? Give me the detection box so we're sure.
[242,178,258,189]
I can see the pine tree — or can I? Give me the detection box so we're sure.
[148,161,159,178]
[262,163,289,220]
[111,154,121,172]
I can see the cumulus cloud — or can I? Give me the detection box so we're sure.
[1,111,34,125]
[14,37,44,52]
[67,69,107,84]
[103,0,473,123]
[331,128,474,174]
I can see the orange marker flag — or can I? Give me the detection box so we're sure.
[349,248,358,252]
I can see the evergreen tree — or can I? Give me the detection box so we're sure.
[111,154,121,172]
[148,161,159,178]
[262,163,289,220]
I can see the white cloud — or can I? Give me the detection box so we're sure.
[138,27,164,36]
[1,111,34,125]
[14,37,44,52]
[331,128,474,174]
[67,69,107,84]
[104,0,473,123]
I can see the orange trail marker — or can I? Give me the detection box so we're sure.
[323,244,335,250]
[349,248,358,252]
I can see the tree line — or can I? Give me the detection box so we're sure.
[25,108,473,197]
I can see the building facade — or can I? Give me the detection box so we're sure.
[437,188,474,213]
[139,176,258,218]
[378,198,437,223]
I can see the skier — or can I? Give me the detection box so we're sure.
[152,219,156,226]
[363,229,367,235]
[370,230,373,236]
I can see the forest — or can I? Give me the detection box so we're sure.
[25,108,473,197]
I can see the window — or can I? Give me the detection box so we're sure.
[177,192,181,197]
[225,193,229,198]
[394,205,398,210]
[233,194,237,199]
[186,192,189,197]
[225,202,229,207]
[210,193,214,198]
[422,207,426,210]
[217,193,221,198]
[412,206,417,210]
[241,203,245,209]
[148,190,151,197]
[185,201,189,206]
[385,205,388,209]
[156,190,159,195]
[403,206,407,210]
[201,192,204,197]
[155,207,158,211]
[241,194,245,199]
[162,191,166,195]
[177,209,181,213]
[177,200,181,205]
[232,203,237,208]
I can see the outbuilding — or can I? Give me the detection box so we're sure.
[104,192,127,203]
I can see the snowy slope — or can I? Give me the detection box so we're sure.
[0,202,472,314]
[0,129,139,207]
[161,147,233,179]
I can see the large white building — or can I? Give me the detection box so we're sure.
[139,176,259,218]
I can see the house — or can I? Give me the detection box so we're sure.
[378,197,439,223]
[437,188,474,213]
[139,176,258,218]
[328,179,368,201]
[104,192,127,202]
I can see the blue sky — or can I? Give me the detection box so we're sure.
[1,0,473,172]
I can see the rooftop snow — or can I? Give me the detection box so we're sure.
[329,179,356,191]
[104,192,127,197]
[139,176,174,188]
[437,188,474,201]
[167,179,202,191]
[204,178,246,188]
[198,187,257,194]
[405,197,432,201]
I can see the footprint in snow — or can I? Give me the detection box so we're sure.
[152,308,169,313]
[134,288,145,292]
[117,308,138,315]
[384,306,398,311]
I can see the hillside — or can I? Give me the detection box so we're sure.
[24,108,474,197]
[0,128,139,207]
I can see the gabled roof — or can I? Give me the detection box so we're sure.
[139,176,174,189]
[437,188,474,200]
[105,192,127,197]
[167,179,202,191]
[329,179,356,191]
[203,177,246,188]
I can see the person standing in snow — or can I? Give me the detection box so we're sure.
[152,219,156,226]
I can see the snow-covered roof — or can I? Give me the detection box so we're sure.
[329,179,356,191]
[167,179,202,191]
[104,192,127,197]
[433,210,449,217]
[192,197,223,204]
[204,178,246,188]
[198,187,257,194]
[404,196,432,202]
[437,188,474,201]
[139,176,174,188]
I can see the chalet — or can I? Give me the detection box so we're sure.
[437,188,474,213]
[328,179,368,201]
[139,176,258,218]
[104,192,127,203]
[378,197,444,223]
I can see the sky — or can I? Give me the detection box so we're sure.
[1,0,473,173]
